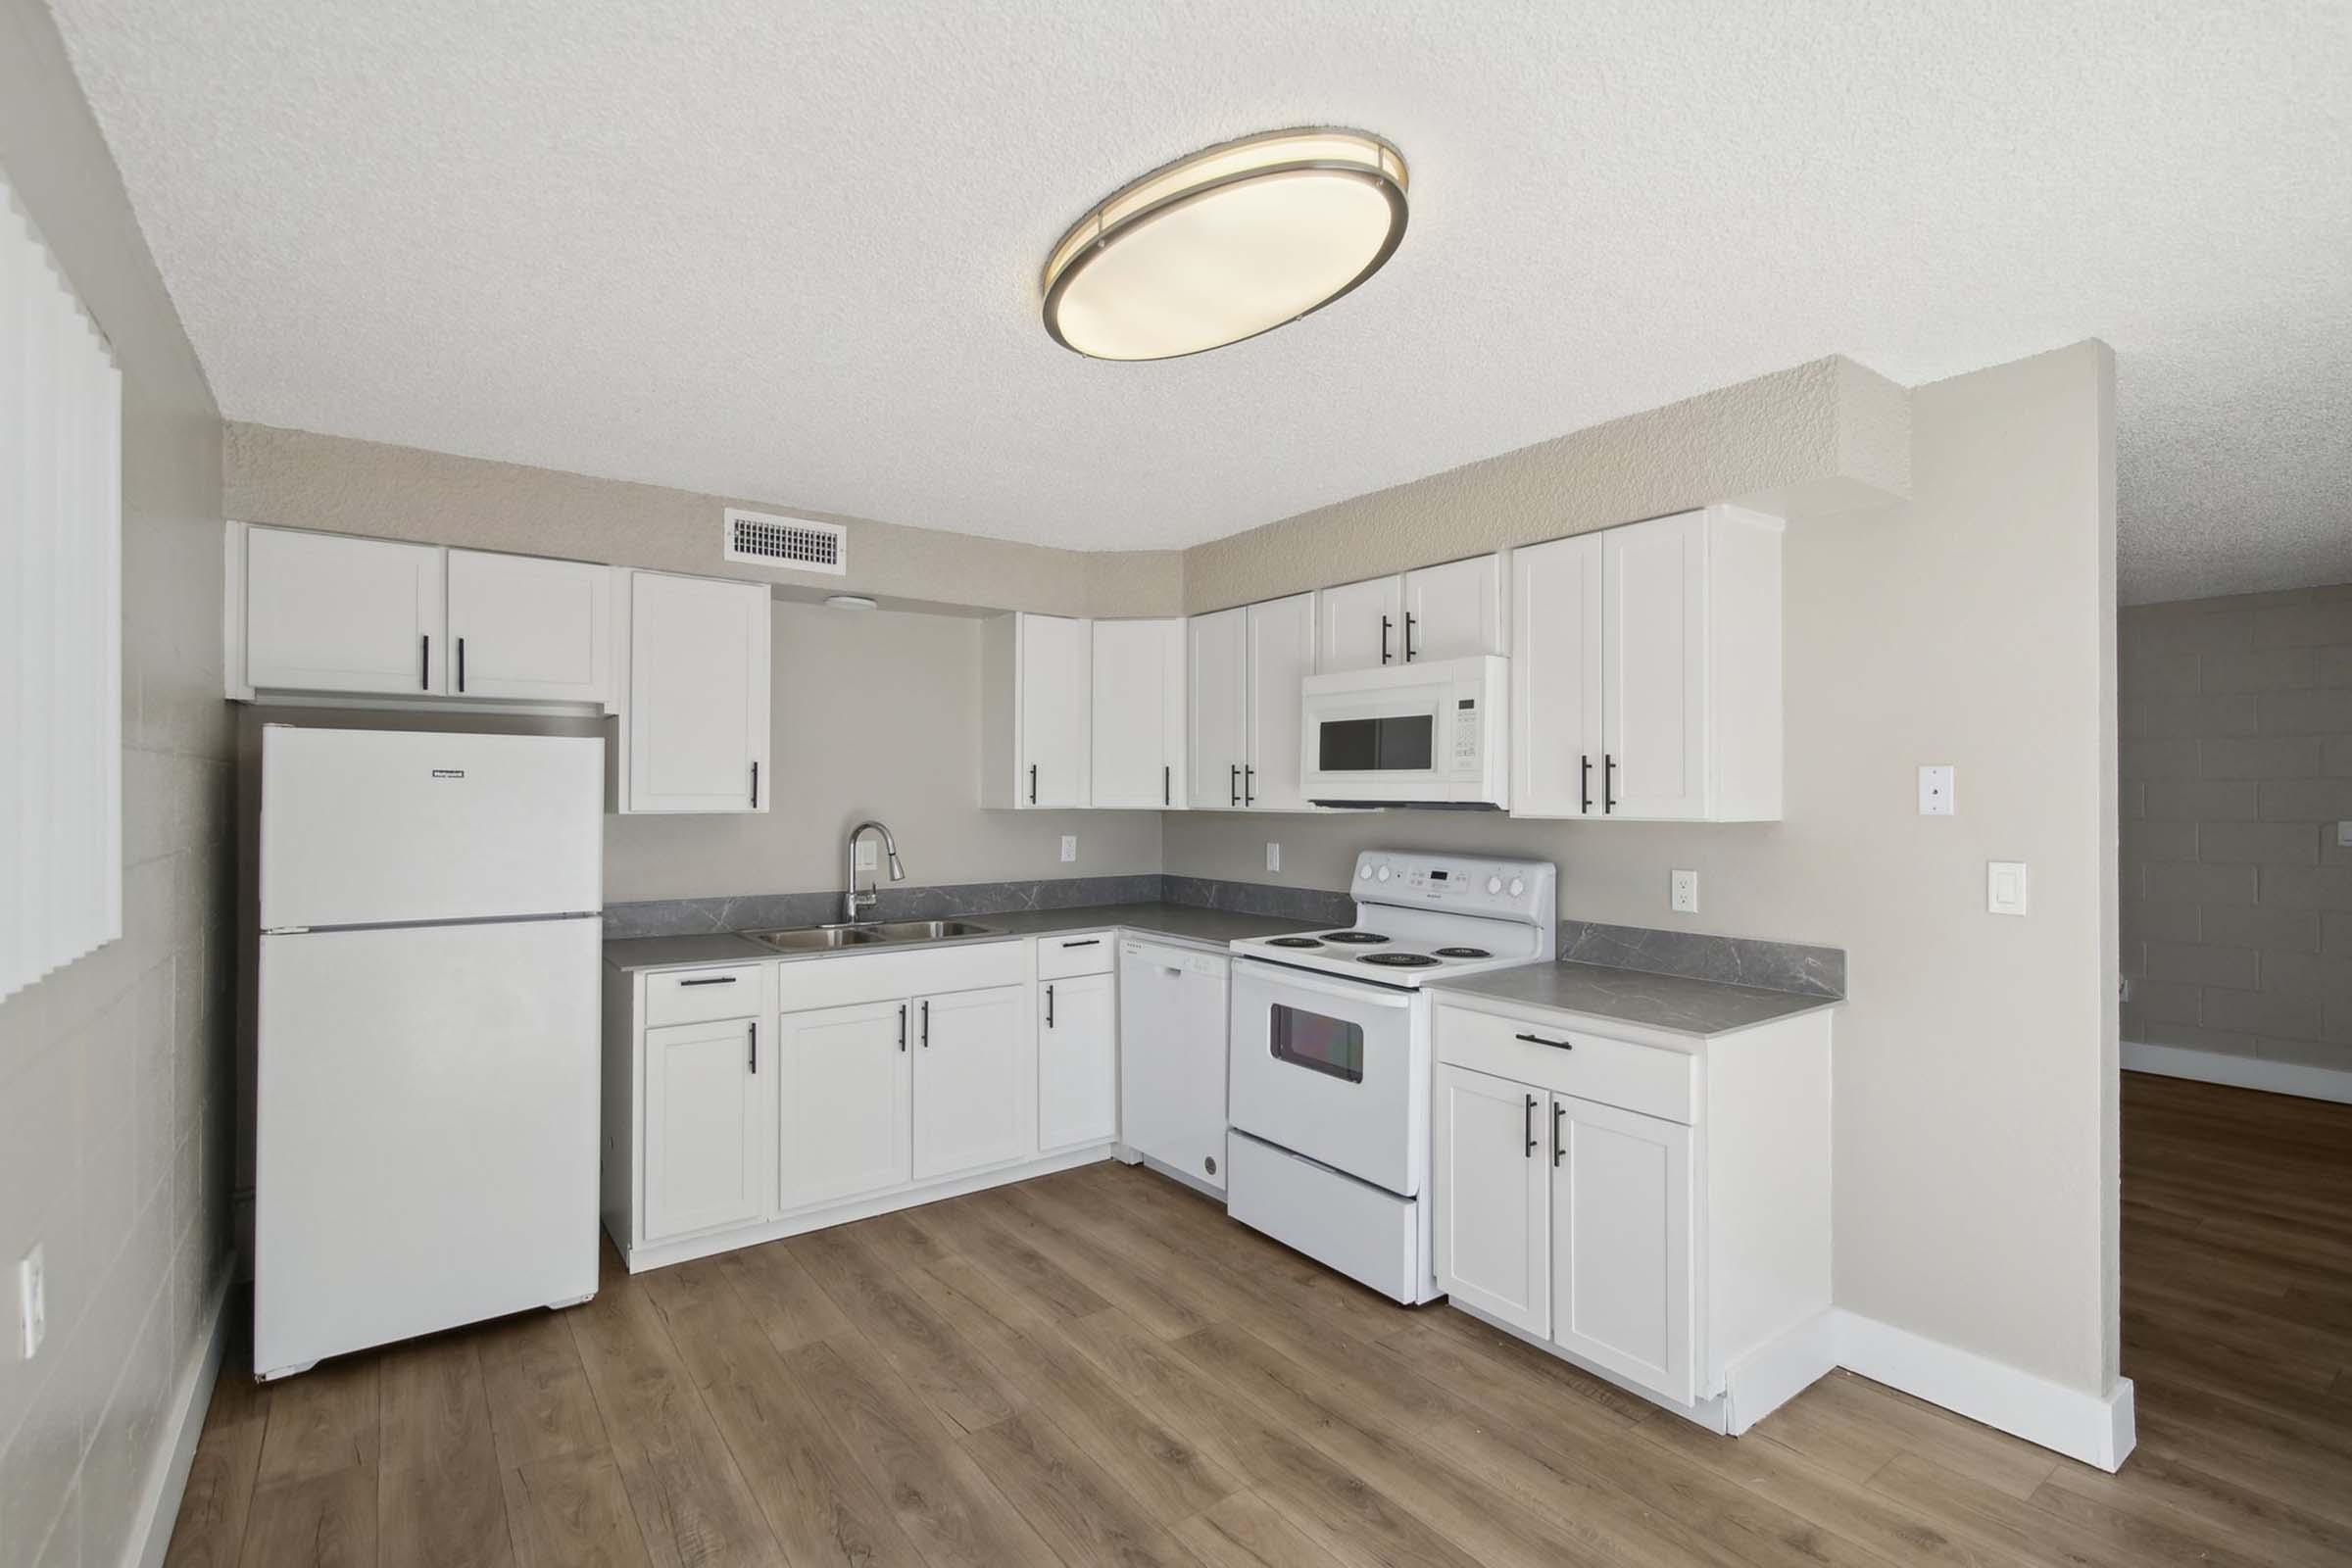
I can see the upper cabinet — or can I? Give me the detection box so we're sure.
[445,549,611,704]
[242,526,446,696]
[618,570,772,814]
[1188,593,1318,811]
[1316,555,1505,673]
[981,612,1092,808]
[1091,618,1186,808]
[1511,506,1783,821]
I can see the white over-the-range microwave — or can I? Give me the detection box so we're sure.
[1299,655,1509,808]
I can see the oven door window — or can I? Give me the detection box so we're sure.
[1317,714,1434,773]
[1269,1004,1365,1083]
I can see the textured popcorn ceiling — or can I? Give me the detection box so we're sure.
[52,0,2352,600]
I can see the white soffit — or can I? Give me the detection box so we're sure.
[52,0,2352,601]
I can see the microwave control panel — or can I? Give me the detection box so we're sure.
[1451,696,1482,767]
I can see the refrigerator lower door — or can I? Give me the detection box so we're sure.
[261,726,604,929]
[256,916,601,1377]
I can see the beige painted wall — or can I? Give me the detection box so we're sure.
[1167,343,2123,1397]
[0,3,233,1562]
[224,422,1186,618]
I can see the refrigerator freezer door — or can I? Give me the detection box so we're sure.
[262,727,603,928]
[255,917,602,1377]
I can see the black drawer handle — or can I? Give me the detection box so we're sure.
[1061,939,1102,949]
[679,976,739,987]
[1515,1031,1574,1051]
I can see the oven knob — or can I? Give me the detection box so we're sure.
[1359,863,1373,880]
[1508,877,1525,897]
[1485,875,1502,894]
[1375,865,1392,882]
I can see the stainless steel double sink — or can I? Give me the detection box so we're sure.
[744,919,999,954]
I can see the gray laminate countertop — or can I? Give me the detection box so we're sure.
[603,903,1323,972]
[1429,960,1841,1041]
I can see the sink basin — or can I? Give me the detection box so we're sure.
[743,919,998,954]
[745,925,889,953]
[865,920,999,942]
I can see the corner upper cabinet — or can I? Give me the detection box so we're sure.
[1511,507,1782,821]
[1186,594,1318,812]
[617,569,772,814]
[1091,618,1186,808]
[1188,608,1249,809]
[241,525,447,696]
[445,549,611,703]
[1316,555,1504,673]
[983,612,1093,808]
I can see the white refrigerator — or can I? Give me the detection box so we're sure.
[254,725,605,1380]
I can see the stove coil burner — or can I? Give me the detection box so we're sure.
[1433,947,1493,959]
[1321,931,1390,945]
[1266,936,1325,949]
[1358,952,1441,968]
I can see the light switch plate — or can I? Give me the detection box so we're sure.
[855,839,878,871]
[1670,869,1699,913]
[2337,820,2351,848]
[1266,842,1281,872]
[1920,765,1956,816]
[1987,860,2030,916]
[1059,835,1077,863]
[18,1245,43,1361]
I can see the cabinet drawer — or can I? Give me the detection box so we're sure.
[644,965,765,1026]
[1436,1004,1694,1125]
[1036,931,1114,979]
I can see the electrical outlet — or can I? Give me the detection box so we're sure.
[856,839,878,871]
[1670,869,1699,913]
[1919,765,1956,816]
[1266,842,1281,873]
[18,1245,43,1361]
[1059,835,1077,863]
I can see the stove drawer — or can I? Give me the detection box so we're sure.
[1435,1003,1693,1125]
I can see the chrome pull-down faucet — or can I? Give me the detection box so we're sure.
[843,820,906,924]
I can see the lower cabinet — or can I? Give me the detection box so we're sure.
[777,999,911,1209]
[1434,1065,1549,1336]
[910,984,1030,1180]
[1549,1093,1693,1402]
[1038,970,1117,1152]
[642,1015,769,1241]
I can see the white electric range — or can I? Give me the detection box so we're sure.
[1226,850,1557,1303]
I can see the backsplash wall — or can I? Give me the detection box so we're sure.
[2119,583,2352,1073]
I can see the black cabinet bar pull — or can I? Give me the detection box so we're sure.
[1552,1101,1566,1167]
[1029,763,1038,805]
[1230,763,1240,808]
[419,633,429,691]
[1061,938,1101,949]
[1580,755,1592,814]
[1045,984,1055,1028]
[1524,1094,1538,1157]
[751,760,759,809]
[1603,755,1616,814]
[1404,612,1418,662]
[748,1020,758,1074]
[1515,1031,1575,1051]
[898,1003,906,1053]
[920,999,930,1048]
[1380,614,1393,664]
[678,975,738,987]
[457,636,466,693]
[1245,764,1254,807]
[1163,764,1170,806]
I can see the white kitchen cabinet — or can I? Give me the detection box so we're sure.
[911,984,1030,1179]
[1119,939,1230,1191]
[642,1015,769,1241]
[777,999,911,1209]
[1091,618,1186,808]
[1316,574,1403,672]
[1512,507,1782,821]
[1550,1094,1693,1402]
[445,548,611,703]
[1188,608,1249,809]
[1038,969,1117,1152]
[243,525,446,696]
[982,612,1093,808]
[1434,1064,1549,1336]
[1315,556,1504,673]
[620,570,772,814]
[1244,592,1316,811]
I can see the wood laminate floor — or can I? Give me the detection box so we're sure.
[169,1071,2352,1566]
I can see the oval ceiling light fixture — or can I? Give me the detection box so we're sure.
[1042,127,1408,362]
[824,594,878,611]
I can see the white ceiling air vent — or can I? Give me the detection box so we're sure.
[723,508,847,575]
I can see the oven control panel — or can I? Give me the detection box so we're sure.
[1352,851,1555,920]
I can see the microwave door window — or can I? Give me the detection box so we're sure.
[1318,714,1434,773]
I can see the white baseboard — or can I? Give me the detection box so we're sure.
[2123,1040,2352,1105]
[1724,1309,1842,1436]
[1835,1308,2135,1472]
[126,1269,232,1568]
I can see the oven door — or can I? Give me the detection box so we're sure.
[1229,957,1426,1197]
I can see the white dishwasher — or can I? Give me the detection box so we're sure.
[1119,939,1231,1193]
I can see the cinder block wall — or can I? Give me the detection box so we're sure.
[2119,585,2352,1071]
